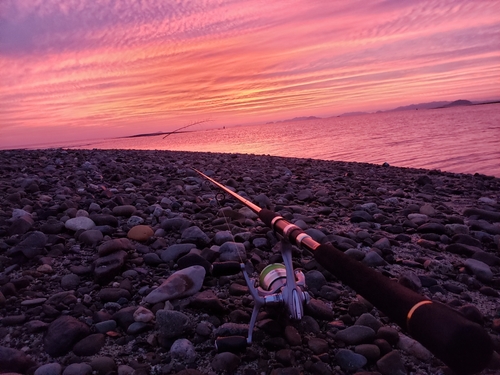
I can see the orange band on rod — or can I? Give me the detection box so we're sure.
[407,300,432,331]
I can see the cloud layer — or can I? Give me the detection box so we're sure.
[1,0,499,147]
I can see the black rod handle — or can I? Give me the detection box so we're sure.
[314,243,492,375]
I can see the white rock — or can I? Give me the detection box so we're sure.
[65,217,95,231]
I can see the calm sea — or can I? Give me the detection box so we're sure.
[36,104,500,177]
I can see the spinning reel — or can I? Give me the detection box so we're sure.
[211,240,310,352]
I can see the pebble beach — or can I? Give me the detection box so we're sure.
[1,148,499,375]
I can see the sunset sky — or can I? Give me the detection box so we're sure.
[1,0,499,148]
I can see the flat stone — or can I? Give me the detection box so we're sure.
[160,243,196,262]
[98,238,134,256]
[65,217,96,231]
[144,265,206,303]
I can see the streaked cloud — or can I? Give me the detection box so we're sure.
[1,0,499,148]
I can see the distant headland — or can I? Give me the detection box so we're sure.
[267,99,500,123]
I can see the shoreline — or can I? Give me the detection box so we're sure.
[1,148,499,374]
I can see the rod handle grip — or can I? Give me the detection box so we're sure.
[215,336,247,353]
[314,243,493,375]
[407,300,493,375]
[211,261,241,276]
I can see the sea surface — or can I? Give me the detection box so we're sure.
[27,104,500,177]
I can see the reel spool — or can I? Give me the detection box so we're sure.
[259,263,287,291]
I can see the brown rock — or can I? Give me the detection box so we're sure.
[127,225,154,241]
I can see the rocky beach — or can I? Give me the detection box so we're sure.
[1,148,499,375]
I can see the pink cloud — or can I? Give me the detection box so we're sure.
[1,0,499,148]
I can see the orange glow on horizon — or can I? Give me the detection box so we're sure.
[1,0,499,148]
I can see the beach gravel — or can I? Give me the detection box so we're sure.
[0,148,499,374]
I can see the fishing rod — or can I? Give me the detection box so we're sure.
[162,119,212,139]
[192,168,493,375]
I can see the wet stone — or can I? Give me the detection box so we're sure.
[305,298,334,321]
[211,352,241,373]
[355,313,383,332]
[61,273,81,290]
[181,226,210,247]
[156,310,192,347]
[98,238,134,256]
[160,243,196,262]
[62,363,93,375]
[73,333,106,356]
[0,346,35,373]
[335,325,376,345]
[335,349,368,372]
[464,258,493,283]
[377,350,406,375]
[218,241,246,262]
[355,344,381,361]
[307,337,328,354]
[79,229,103,246]
[34,362,62,375]
[94,250,128,284]
[112,205,136,217]
[98,288,131,302]
[44,315,90,357]
[284,325,302,346]
[305,270,327,293]
[362,251,387,267]
[89,356,117,375]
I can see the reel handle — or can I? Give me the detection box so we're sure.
[215,336,248,353]
[211,261,242,276]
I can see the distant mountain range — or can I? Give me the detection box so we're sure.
[269,99,499,122]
